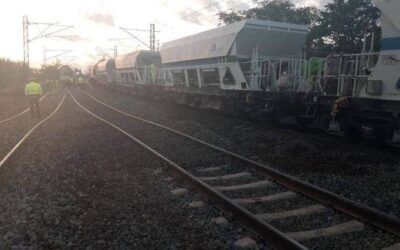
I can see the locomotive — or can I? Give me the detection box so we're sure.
[92,0,400,143]
[91,59,116,86]
[59,65,75,85]
[59,65,85,86]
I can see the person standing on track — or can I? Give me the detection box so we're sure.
[25,78,43,118]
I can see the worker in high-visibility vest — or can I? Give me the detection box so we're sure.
[25,78,43,118]
[68,77,74,87]
[78,76,84,85]
[148,64,157,84]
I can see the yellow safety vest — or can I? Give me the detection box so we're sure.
[149,64,157,82]
[25,82,43,96]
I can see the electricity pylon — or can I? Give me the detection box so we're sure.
[95,46,117,59]
[23,16,75,68]
[111,24,159,51]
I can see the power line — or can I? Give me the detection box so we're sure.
[159,0,226,29]
[198,0,255,22]
[43,48,72,65]
[22,16,76,68]
[111,24,160,51]
[93,0,108,13]
[177,0,225,22]
[160,0,254,29]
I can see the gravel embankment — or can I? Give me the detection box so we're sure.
[0,86,56,120]
[72,89,399,249]
[0,96,28,120]
[0,94,257,249]
[0,88,66,159]
[82,87,400,220]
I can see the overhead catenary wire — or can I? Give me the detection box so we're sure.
[157,0,226,29]
[95,0,254,61]
[160,0,254,30]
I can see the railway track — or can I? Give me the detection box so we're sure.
[72,88,400,249]
[0,91,52,124]
[0,92,67,168]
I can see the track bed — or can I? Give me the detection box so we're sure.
[69,88,400,249]
[0,88,65,160]
[84,87,400,219]
[0,93,253,249]
[1,86,399,249]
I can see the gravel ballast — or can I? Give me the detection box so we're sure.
[81,87,400,219]
[0,88,66,159]
[0,86,57,120]
[0,94,260,249]
[2,86,397,248]
[71,87,400,249]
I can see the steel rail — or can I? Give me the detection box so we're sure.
[0,92,67,168]
[0,91,53,124]
[77,88,400,238]
[69,90,307,250]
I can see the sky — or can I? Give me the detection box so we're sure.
[0,0,330,69]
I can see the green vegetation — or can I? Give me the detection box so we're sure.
[39,63,62,82]
[0,59,61,92]
[218,0,381,57]
[0,58,29,92]
[312,0,381,55]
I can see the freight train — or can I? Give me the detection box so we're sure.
[59,65,83,85]
[91,0,400,143]
[59,65,75,85]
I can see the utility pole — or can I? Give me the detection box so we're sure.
[117,24,160,51]
[95,46,116,59]
[114,45,118,59]
[22,15,75,68]
[23,16,29,67]
[150,24,156,52]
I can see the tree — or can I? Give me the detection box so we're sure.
[218,0,381,57]
[40,62,62,82]
[0,58,30,92]
[311,0,381,55]
[218,0,320,57]
[218,11,245,25]
[218,0,319,26]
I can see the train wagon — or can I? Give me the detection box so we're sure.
[94,59,116,87]
[115,50,162,86]
[92,0,400,143]
[59,65,74,85]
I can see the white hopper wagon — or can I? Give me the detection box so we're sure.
[115,50,162,86]
[160,19,308,91]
